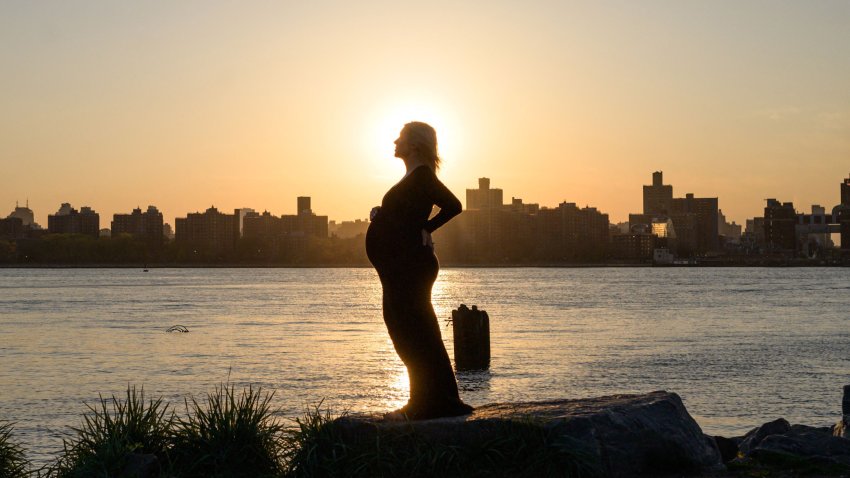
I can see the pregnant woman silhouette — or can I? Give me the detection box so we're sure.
[366,121,473,420]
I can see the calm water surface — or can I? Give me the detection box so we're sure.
[1,267,849,464]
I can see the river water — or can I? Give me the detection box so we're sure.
[1,267,849,465]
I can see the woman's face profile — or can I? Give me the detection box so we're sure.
[394,128,411,159]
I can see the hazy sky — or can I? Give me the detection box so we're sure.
[2,1,848,226]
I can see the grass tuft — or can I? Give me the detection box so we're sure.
[0,421,30,478]
[46,386,173,478]
[280,403,354,477]
[171,384,285,478]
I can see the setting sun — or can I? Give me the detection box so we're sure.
[364,96,463,179]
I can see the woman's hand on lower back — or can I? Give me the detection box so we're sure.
[421,229,434,249]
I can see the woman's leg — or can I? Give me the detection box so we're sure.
[381,276,426,406]
[408,268,461,407]
[380,255,468,417]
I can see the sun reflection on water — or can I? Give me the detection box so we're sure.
[385,361,409,410]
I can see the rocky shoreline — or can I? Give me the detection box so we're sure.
[5,387,850,477]
[707,386,850,477]
[325,387,850,477]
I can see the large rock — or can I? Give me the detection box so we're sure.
[750,424,850,469]
[738,417,790,455]
[332,391,723,477]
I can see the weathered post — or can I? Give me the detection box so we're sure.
[835,385,850,438]
[843,385,850,416]
[452,304,490,371]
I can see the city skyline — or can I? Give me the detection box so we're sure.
[2,2,849,228]
[5,171,850,230]
[4,170,847,264]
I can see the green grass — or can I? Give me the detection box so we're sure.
[170,384,285,478]
[41,384,285,478]
[0,421,30,478]
[46,386,173,478]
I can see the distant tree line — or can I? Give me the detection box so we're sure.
[0,230,616,266]
[0,233,370,265]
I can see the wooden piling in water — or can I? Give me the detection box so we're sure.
[452,304,490,371]
[843,385,850,416]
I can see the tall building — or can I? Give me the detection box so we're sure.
[295,197,328,238]
[671,193,719,253]
[4,201,42,238]
[643,171,673,215]
[111,206,164,245]
[237,208,256,236]
[764,199,796,252]
[297,197,312,215]
[636,172,719,254]
[47,203,100,237]
[466,178,503,210]
[536,202,581,260]
[7,201,36,227]
[175,207,239,253]
[576,206,610,259]
[837,174,850,251]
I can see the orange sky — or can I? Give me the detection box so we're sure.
[2,1,848,227]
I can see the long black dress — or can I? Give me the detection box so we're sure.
[365,165,470,419]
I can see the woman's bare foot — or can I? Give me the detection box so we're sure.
[384,401,473,421]
[383,408,409,421]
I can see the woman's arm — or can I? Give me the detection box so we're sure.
[423,170,462,233]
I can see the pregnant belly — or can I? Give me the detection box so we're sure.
[366,222,427,268]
